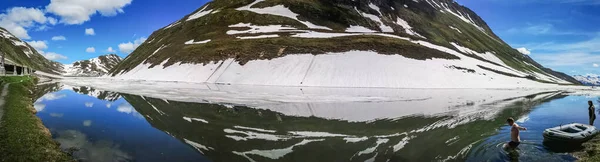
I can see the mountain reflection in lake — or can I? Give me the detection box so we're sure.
[33,82,582,162]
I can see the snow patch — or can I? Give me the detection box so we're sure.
[236,0,331,30]
[183,117,209,123]
[395,17,425,38]
[449,26,462,33]
[238,34,280,39]
[184,138,213,154]
[232,139,324,161]
[185,39,211,45]
[346,25,377,33]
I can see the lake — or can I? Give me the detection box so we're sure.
[33,80,597,162]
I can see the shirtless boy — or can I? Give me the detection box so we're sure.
[506,117,527,148]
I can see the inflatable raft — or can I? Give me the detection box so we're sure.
[543,123,598,143]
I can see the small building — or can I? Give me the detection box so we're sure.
[0,59,33,76]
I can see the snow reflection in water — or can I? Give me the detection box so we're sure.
[32,81,582,161]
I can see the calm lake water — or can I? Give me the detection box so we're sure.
[32,82,596,162]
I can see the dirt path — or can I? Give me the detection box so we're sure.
[0,83,11,126]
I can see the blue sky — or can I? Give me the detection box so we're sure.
[0,0,209,64]
[457,0,600,76]
[1,0,599,76]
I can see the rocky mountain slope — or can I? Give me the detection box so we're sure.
[0,27,64,74]
[574,75,600,86]
[64,54,122,77]
[109,0,580,88]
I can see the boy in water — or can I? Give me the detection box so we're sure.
[506,117,526,149]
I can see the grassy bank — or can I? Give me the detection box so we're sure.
[0,76,72,161]
[574,135,600,161]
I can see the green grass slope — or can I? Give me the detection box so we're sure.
[110,0,579,85]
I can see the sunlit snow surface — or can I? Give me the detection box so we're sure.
[53,76,592,122]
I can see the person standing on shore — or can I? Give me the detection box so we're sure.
[589,101,596,126]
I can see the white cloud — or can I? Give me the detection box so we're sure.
[48,17,57,25]
[106,47,116,53]
[534,53,600,67]
[117,103,133,114]
[506,23,592,36]
[83,120,92,126]
[594,64,599,67]
[51,35,66,41]
[85,102,94,107]
[26,40,48,51]
[0,7,51,39]
[86,47,96,53]
[118,37,147,54]
[49,113,64,117]
[85,28,95,35]
[37,92,66,102]
[42,52,68,60]
[46,0,133,25]
[516,47,531,55]
[34,103,46,112]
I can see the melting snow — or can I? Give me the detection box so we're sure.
[354,8,394,32]
[238,34,280,39]
[395,17,425,38]
[236,0,331,30]
[184,138,213,154]
[344,137,369,143]
[357,138,389,156]
[164,21,181,29]
[288,131,349,137]
[234,126,277,133]
[232,139,324,161]
[187,5,214,21]
[449,26,462,33]
[185,39,211,45]
[346,25,377,33]
[227,23,297,35]
[183,117,209,123]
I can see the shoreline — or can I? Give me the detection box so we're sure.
[0,76,72,161]
[573,135,600,161]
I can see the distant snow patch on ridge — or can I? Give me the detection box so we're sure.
[346,25,377,33]
[354,7,394,32]
[233,139,325,161]
[449,26,462,33]
[395,17,425,38]
[450,42,571,84]
[238,34,280,39]
[234,126,277,133]
[3,34,35,57]
[187,5,214,21]
[450,42,506,67]
[184,138,213,154]
[426,0,485,33]
[164,21,181,29]
[185,39,211,45]
[149,44,167,57]
[236,0,331,30]
[227,23,297,35]
[183,117,209,123]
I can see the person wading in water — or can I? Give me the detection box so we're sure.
[506,117,527,149]
[589,100,596,126]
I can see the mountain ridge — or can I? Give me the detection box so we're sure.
[108,0,580,88]
[63,54,122,77]
[0,27,63,74]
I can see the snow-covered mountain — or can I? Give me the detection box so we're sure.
[64,54,122,77]
[574,75,600,86]
[0,27,64,74]
[109,0,580,88]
